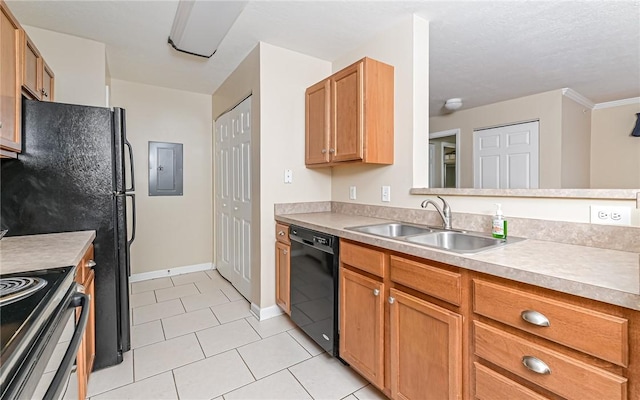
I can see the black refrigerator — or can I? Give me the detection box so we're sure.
[0,99,136,370]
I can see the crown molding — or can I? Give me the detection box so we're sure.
[561,88,595,109]
[593,97,640,110]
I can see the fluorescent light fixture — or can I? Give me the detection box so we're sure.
[168,0,247,58]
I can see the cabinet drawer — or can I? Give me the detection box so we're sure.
[275,222,290,244]
[473,279,628,366]
[475,362,550,400]
[390,255,461,306]
[340,241,386,278]
[474,321,627,400]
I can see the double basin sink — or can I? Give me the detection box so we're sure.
[346,222,522,254]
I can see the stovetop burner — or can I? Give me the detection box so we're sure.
[0,277,48,306]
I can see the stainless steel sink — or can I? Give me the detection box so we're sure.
[405,231,519,254]
[346,223,434,238]
[345,222,523,254]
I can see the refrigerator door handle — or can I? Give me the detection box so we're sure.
[126,193,136,246]
[125,140,135,192]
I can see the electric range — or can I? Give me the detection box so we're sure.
[0,266,89,400]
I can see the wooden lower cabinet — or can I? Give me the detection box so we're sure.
[339,267,385,389]
[75,245,96,400]
[474,362,550,400]
[275,241,290,315]
[389,288,463,400]
[329,238,639,399]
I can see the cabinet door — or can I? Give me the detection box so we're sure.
[389,288,463,400]
[41,60,54,101]
[331,60,363,162]
[76,268,96,400]
[339,267,384,389]
[22,33,41,99]
[0,3,21,153]
[305,79,330,165]
[275,241,290,315]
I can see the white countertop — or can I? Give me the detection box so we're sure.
[276,212,640,311]
[0,231,96,275]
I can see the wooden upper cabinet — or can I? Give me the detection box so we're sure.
[331,61,362,162]
[305,79,330,165]
[22,31,54,101]
[41,60,54,101]
[0,0,22,155]
[22,32,40,98]
[305,57,394,167]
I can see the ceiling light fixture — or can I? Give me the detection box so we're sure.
[444,98,463,111]
[168,0,247,58]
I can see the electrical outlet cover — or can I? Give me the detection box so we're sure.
[590,205,631,225]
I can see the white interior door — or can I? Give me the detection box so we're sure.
[214,96,252,299]
[473,121,539,189]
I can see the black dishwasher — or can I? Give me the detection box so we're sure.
[289,225,340,357]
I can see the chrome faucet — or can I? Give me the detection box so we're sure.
[421,196,452,230]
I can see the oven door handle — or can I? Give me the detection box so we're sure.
[43,292,90,400]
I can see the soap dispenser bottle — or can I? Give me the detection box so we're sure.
[492,203,508,239]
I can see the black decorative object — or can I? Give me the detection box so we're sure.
[632,113,640,137]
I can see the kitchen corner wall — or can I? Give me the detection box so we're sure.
[110,79,213,275]
[591,102,640,188]
[327,15,638,224]
[22,25,106,107]
[213,43,332,309]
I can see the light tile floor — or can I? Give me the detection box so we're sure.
[81,270,387,400]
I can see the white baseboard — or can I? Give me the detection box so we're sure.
[250,303,284,321]
[130,262,214,283]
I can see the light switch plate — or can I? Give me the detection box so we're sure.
[349,186,357,200]
[381,186,391,202]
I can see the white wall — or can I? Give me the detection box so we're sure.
[110,79,213,274]
[23,25,107,107]
[591,101,640,188]
[331,15,430,207]
[560,96,591,188]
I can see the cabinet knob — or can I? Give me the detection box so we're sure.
[521,310,550,327]
[223,203,227,207]
[522,356,551,375]
[283,249,288,255]
[278,231,285,236]
[321,149,327,154]
[388,296,395,304]
[234,207,238,211]
[373,289,380,296]
[329,148,335,153]
[86,260,96,269]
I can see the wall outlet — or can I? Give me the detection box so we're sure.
[590,205,631,225]
[381,186,391,202]
[349,186,357,200]
[284,169,292,184]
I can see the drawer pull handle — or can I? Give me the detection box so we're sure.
[521,310,550,327]
[522,356,551,375]
[278,230,285,236]
[373,289,380,296]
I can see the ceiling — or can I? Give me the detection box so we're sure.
[6,1,640,116]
